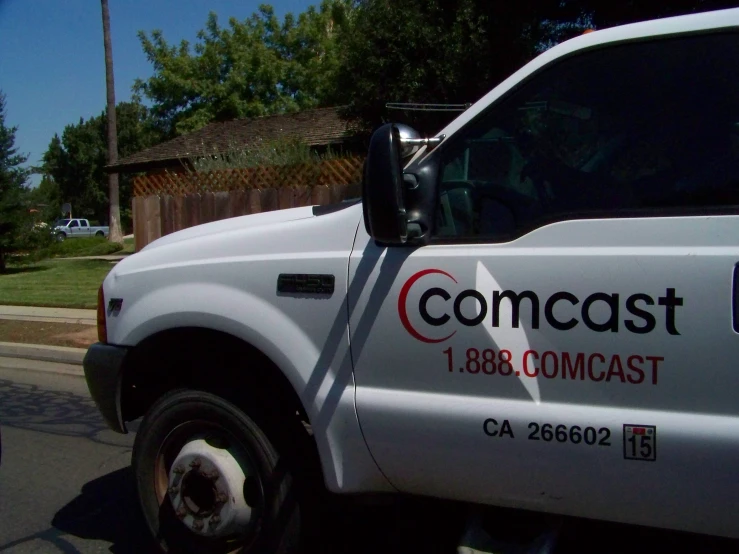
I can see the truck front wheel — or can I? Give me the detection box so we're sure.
[133,389,302,553]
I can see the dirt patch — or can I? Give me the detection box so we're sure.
[0,319,97,348]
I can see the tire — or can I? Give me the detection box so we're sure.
[133,389,303,553]
[95,231,104,237]
[56,232,66,242]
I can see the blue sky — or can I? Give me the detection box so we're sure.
[0,0,315,184]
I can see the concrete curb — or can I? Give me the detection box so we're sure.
[0,315,96,325]
[0,306,97,326]
[0,356,84,377]
[0,342,86,365]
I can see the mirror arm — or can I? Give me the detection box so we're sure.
[403,173,419,190]
[406,222,423,241]
[399,135,445,150]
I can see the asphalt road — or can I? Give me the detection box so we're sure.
[0,364,153,553]
[0,362,737,554]
[0,363,466,554]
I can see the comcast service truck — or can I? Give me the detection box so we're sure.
[84,8,739,553]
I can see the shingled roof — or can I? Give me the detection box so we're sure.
[108,106,360,173]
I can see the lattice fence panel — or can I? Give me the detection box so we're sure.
[133,156,364,197]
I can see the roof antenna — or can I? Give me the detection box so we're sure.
[386,102,471,112]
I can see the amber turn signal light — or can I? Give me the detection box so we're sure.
[97,285,107,344]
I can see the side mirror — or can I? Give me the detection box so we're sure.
[362,123,445,245]
[362,123,408,244]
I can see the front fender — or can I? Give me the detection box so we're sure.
[115,283,316,398]
[108,281,391,494]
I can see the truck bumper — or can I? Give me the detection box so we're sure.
[83,342,129,434]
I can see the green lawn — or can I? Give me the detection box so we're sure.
[0,259,114,309]
[121,237,135,254]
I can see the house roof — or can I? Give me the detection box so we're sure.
[107,106,360,173]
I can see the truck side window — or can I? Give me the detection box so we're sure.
[69,220,79,228]
[434,32,739,240]
[80,220,88,227]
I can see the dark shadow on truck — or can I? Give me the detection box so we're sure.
[303,241,412,431]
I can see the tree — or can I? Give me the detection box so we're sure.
[134,0,354,137]
[101,0,123,243]
[42,101,162,232]
[571,0,738,29]
[335,0,739,135]
[0,93,30,272]
[23,174,61,223]
[333,1,573,134]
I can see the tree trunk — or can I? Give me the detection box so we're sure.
[101,0,123,243]
[0,248,6,274]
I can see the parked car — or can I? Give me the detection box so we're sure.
[53,219,109,241]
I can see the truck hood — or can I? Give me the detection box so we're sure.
[109,201,363,280]
[142,205,316,251]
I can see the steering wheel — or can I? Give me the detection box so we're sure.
[519,156,560,211]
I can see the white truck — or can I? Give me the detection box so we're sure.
[53,218,109,240]
[84,9,739,553]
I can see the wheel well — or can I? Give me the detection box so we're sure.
[121,328,310,437]
[121,327,326,501]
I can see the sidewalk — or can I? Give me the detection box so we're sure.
[0,305,96,325]
[0,305,92,375]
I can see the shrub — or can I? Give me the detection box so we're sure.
[187,137,338,172]
[22,236,123,263]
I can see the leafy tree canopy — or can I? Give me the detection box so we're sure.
[42,101,162,231]
[0,91,33,270]
[335,0,739,134]
[0,93,28,190]
[134,0,354,137]
[24,174,61,224]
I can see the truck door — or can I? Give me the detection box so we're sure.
[79,219,90,236]
[67,219,80,236]
[349,31,739,538]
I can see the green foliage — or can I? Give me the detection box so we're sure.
[0,91,32,271]
[18,223,54,254]
[189,137,337,172]
[24,236,123,263]
[134,0,354,137]
[23,174,61,224]
[334,1,589,134]
[42,101,163,232]
[121,237,135,254]
[335,0,737,135]
[571,0,738,29]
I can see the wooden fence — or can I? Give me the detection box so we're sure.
[132,183,359,252]
[131,156,364,251]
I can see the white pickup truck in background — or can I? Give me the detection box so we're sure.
[53,218,109,240]
[83,8,739,554]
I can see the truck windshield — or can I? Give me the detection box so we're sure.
[55,219,70,226]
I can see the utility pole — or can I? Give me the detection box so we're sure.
[101,0,122,243]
